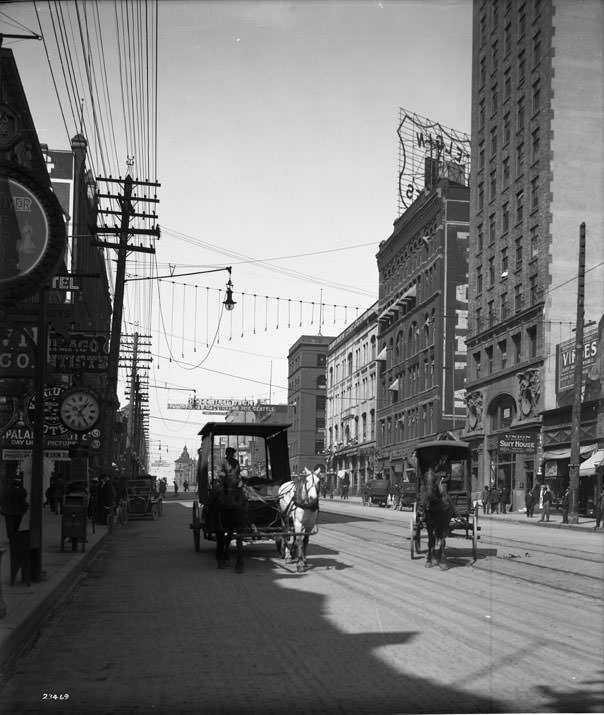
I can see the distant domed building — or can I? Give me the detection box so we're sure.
[174,445,196,490]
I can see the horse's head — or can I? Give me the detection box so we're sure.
[293,468,320,510]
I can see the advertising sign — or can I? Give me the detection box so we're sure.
[167,397,279,414]
[498,433,537,453]
[556,325,600,395]
[0,164,66,302]
[48,333,109,373]
[397,109,471,214]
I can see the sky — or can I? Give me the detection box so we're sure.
[4,0,472,478]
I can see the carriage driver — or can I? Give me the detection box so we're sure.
[218,447,242,487]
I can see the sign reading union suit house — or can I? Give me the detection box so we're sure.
[498,433,537,453]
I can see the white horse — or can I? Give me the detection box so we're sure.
[277,467,321,572]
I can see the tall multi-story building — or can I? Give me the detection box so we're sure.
[465,0,604,512]
[376,176,470,484]
[287,334,334,475]
[174,445,196,488]
[325,302,379,495]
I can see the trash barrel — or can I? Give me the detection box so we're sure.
[61,493,88,552]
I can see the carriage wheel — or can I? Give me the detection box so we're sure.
[471,511,478,560]
[192,502,201,552]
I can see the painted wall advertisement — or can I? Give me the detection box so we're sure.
[556,314,604,405]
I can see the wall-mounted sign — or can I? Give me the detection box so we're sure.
[49,333,109,373]
[0,163,66,302]
[397,109,471,215]
[0,326,37,377]
[498,433,537,453]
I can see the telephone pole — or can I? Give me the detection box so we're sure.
[568,223,586,524]
[94,173,159,476]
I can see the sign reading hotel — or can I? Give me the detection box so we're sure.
[498,433,537,453]
[397,109,471,214]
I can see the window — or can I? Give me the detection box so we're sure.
[317,353,326,367]
[490,126,498,155]
[529,274,539,304]
[531,127,540,160]
[516,141,525,174]
[518,49,526,84]
[478,225,484,252]
[512,332,521,363]
[530,176,539,211]
[514,284,523,312]
[347,352,353,376]
[502,202,510,232]
[479,183,484,211]
[479,143,485,170]
[515,237,523,268]
[517,96,525,130]
[504,22,512,54]
[316,395,326,410]
[499,340,507,369]
[488,256,495,284]
[518,9,526,38]
[488,300,495,327]
[501,291,509,319]
[480,56,486,87]
[489,215,496,244]
[503,112,511,144]
[501,246,509,274]
[486,345,494,374]
[479,99,485,131]
[530,226,539,256]
[473,351,481,377]
[532,31,541,65]
[527,325,537,358]
[516,190,524,223]
[477,266,483,293]
[476,307,482,332]
[504,68,511,100]
[532,79,540,112]
[502,156,510,185]
[490,170,497,200]
[491,41,498,74]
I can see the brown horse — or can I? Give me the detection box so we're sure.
[421,468,455,569]
[207,473,249,572]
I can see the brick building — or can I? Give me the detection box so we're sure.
[465,0,604,511]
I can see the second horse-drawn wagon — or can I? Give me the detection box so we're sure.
[127,475,162,520]
[409,438,480,566]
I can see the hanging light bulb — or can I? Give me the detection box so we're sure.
[223,268,236,311]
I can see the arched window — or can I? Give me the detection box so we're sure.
[488,394,517,430]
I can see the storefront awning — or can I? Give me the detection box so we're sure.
[543,443,597,460]
[388,378,399,391]
[579,449,604,477]
[376,347,387,361]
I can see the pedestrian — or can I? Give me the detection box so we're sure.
[183,480,189,492]
[341,472,350,500]
[489,484,500,514]
[525,486,537,517]
[0,476,30,540]
[500,484,510,514]
[594,490,604,530]
[481,484,490,515]
[561,487,570,524]
[173,480,179,496]
[540,484,553,522]
[99,475,117,525]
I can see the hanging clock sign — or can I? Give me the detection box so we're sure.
[0,163,66,302]
[58,388,102,433]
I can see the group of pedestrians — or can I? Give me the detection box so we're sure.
[480,483,510,514]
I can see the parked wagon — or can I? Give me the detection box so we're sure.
[409,439,480,562]
[190,422,294,551]
[363,478,391,507]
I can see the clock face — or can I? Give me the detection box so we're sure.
[59,390,100,432]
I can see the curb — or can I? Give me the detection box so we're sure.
[0,530,108,672]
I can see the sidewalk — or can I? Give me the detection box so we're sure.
[0,507,108,670]
[329,495,601,531]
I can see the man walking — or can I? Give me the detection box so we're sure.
[540,485,553,522]
[0,476,29,540]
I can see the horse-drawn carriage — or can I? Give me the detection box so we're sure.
[191,422,320,572]
[409,439,480,567]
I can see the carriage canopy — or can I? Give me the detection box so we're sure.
[414,439,471,495]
